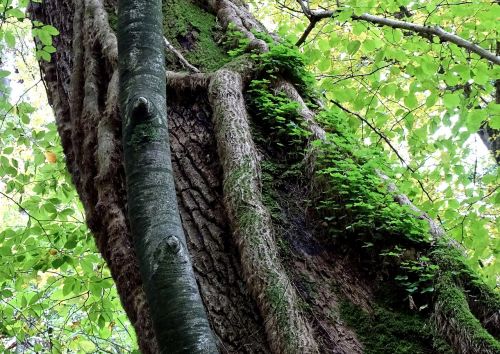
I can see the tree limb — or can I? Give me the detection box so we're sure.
[353,13,500,65]
[294,2,500,65]
[163,37,200,73]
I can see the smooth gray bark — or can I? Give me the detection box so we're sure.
[117,0,217,352]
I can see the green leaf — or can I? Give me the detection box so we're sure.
[490,114,500,129]
[29,292,43,305]
[43,45,57,54]
[443,93,460,109]
[52,257,66,269]
[466,110,486,132]
[40,50,51,62]
[5,31,16,48]
[404,93,418,109]
[317,57,330,71]
[347,40,361,55]
[337,8,354,21]
[425,94,438,107]
[37,30,53,46]
[43,203,58,215]
[6,8,25,19]
[42,25,59,36]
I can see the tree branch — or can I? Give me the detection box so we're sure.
[295,18,319,46]
[353,13,500,65]
[163,37,200,73]
[294,3,500,65]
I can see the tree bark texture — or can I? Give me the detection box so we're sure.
[117,0,217,351]
[30,0,500,353]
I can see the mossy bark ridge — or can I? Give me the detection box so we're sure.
[117,0,217,352]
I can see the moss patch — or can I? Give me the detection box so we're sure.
[162,0,229,71]
[128,123,163,148]
[340,300,452,354]
[103,2,117,32]
[433,275,500,353]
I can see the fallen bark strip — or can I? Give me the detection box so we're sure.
[163,36,200,73]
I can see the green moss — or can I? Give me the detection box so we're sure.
[432,244,500,313]
[431,245,500,345]
[434,275,500,352]
[340,300,453,354]
[261,161,284,218]
[224,160,253,201]
[162,0,229,71]
[265,274,296,347]
[129,123,162,147]
[103,3,117,32]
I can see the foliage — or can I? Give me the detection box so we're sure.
[0,2,136,352]
[252,0,499,288]
[246,38,494,305]
[248,78,308,147]
[314,111,429,244]
[255,43,316,96]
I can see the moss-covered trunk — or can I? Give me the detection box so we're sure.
[30,0,499,353]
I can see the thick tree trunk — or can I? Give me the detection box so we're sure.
[30,0,499,353]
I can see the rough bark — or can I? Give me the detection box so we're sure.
[30,0,500,353]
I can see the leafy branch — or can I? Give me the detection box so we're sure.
[330,99,437,205]
[294,0,500,65]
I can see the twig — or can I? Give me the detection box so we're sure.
[330,99,410,169]
[163,36,200,73]
[330,99,437,204]
[296,18,319,47]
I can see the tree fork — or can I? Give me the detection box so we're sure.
[117,0,217,351]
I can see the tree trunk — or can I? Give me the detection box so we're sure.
[29,0,499,353]
[117,0,217,351]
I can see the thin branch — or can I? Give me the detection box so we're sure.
[317,63,392,83]
[330,99,411,169]
[353,13,500,65]
[294,0,337,46]
[293,3,500,65]
[0,190,60,250]
[330,99,437,204]
[296,18,319,46]
[163,36,200,73]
